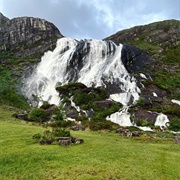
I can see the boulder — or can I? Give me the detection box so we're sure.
[75,139,84,144]
[12,113,28,120]
[174,136,180,143]
[58,137,72,146]
[69,126,85,131]
[39,139,53,145]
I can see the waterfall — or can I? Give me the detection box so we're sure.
[22,37,140,125]
[155,113,169,128]
[106,106,132,126]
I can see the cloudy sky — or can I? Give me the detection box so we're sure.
[1,0,180,39]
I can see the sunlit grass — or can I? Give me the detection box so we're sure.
[0,106,180,180]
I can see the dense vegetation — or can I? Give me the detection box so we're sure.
[0,66,29,109]
[56,83,122,130]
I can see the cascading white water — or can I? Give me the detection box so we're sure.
[22,37,140,125]
[155,113,169,128]
[22,37,140,105]
[106,106,132,126]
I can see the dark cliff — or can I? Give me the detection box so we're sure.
[0,13,62,57]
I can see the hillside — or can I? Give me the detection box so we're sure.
[0,12,62,76]
[0,13,180,131]
[105,20,180,124]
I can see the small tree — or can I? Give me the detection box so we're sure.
[168,118,180,132]
[28,108,46,123]
[51,106,67,127]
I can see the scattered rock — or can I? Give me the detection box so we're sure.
[12,113,28,120]
[116,128,142,137]
[39,139,53,145]
[56,137,84,145]
[75,139,84,144]
[69,126,85,131]
[174,136,180,143]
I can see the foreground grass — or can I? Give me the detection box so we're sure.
[0,106,180,180]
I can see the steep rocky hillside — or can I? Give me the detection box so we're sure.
[0,12,62,54]
[106,20,180,123]
[0,14,179,130]
[105,19,180,55]
[0,12,62,76]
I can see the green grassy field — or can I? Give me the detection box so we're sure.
[0,106,180,180]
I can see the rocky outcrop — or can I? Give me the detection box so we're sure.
[105,19,180,53]
[0,13,63,56]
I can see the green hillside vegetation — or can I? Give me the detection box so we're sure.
[0,66,29,109]
[0,106,180,180]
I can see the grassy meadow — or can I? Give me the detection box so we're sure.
[0,106,180,180]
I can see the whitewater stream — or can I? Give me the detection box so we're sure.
[22,37,142,126]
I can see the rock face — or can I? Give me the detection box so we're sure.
[105,19,180,52]
[0,13,62,56]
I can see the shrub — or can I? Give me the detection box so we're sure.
[136,97,146,107]
[0,88,30,109]
[41,130,55,141]
[52,128,71,137]
[51,120,74,128]
[28,108,46,122]
[0,67,29,109]
[136,119,153,127]
[168,118,180,132]
[73,91,91,106]
[89,120,119,131]
[32,133,41,140]
[163,45,180,64]
[128,126,142,132]
[53,107,65,121]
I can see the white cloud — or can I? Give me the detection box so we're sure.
[1,0,180,39]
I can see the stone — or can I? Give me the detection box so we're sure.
[93,100,113,108]
[39,139,53,145]
[69,126,79,131]
[75,139,84,144]
[58,137,72,146]
[174,136,180,143]
[12,113,28,120]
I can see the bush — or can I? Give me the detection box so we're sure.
[51,120,74,128]
[32,133,41,140]
[136,97,146,107]
[136,119,153,127]
[92,102,122,119]
[0,67,29,109]
[41,130,55,141]
[128,126,142,132]
[53,107,65,121]
[28,108,46,122]
[52,128,71,137]
[0,88,30,109]
[89,120,119,131]
[168,118,180,132]
[50,106,70,127]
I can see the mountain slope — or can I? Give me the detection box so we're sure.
[105,19,180,124]
[0,12,62,55]
[0,13,62,76]
[0,14,179,129]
